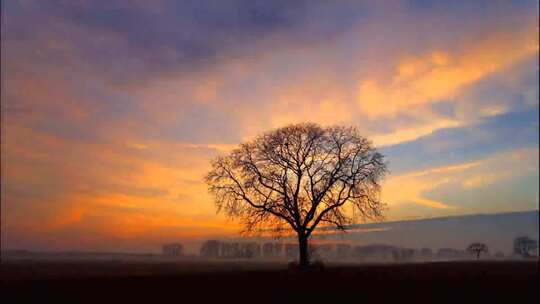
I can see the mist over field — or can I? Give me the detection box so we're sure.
[313,210,539,253]
[3,210,537,260]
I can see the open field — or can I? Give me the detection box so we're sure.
[1,260,538,303]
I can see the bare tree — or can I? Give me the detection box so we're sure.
[513,236,538,259]
[205,123,387,268]
[466,242,489,260]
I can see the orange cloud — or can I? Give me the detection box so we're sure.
[383,161,487,210]
[357,25,538,118]
[382,170,459,210]
[372,118,461,147]
[383,148,539,213]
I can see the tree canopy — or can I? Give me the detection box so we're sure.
[205,123,388,267]
[466,242,489,260]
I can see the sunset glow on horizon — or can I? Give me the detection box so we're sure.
[1,0,538,253]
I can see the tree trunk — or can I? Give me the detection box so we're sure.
[476,251,480,260]
[298,234,309,269]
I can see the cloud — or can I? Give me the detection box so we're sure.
[382,162,473,211]
[383,147,539,218]
[372,118,461,147]
[462,174,505,189]
[460,148,539,189]
[357,27,537,118]
[381,108,539,175]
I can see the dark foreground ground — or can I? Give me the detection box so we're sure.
[1,260,538,304]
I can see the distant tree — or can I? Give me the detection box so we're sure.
[162,243,183,256]
[205,123,387,268]
[437,248,463,259]
[513,236,538,258]
[391,249,401,262]
[420,248,433,258]
[466,242,489,260]
[243,247,254,259]
[200,240,221,258]
[400,248,416,261]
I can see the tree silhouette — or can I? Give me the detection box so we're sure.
[513,236,538,258]
[466,242,489,260]
[205,123,387,268]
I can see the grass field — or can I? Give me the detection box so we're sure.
[1,260,537,303]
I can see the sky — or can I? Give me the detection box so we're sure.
[1,0,539,252]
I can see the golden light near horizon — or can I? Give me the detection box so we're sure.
[1,0,538,252]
